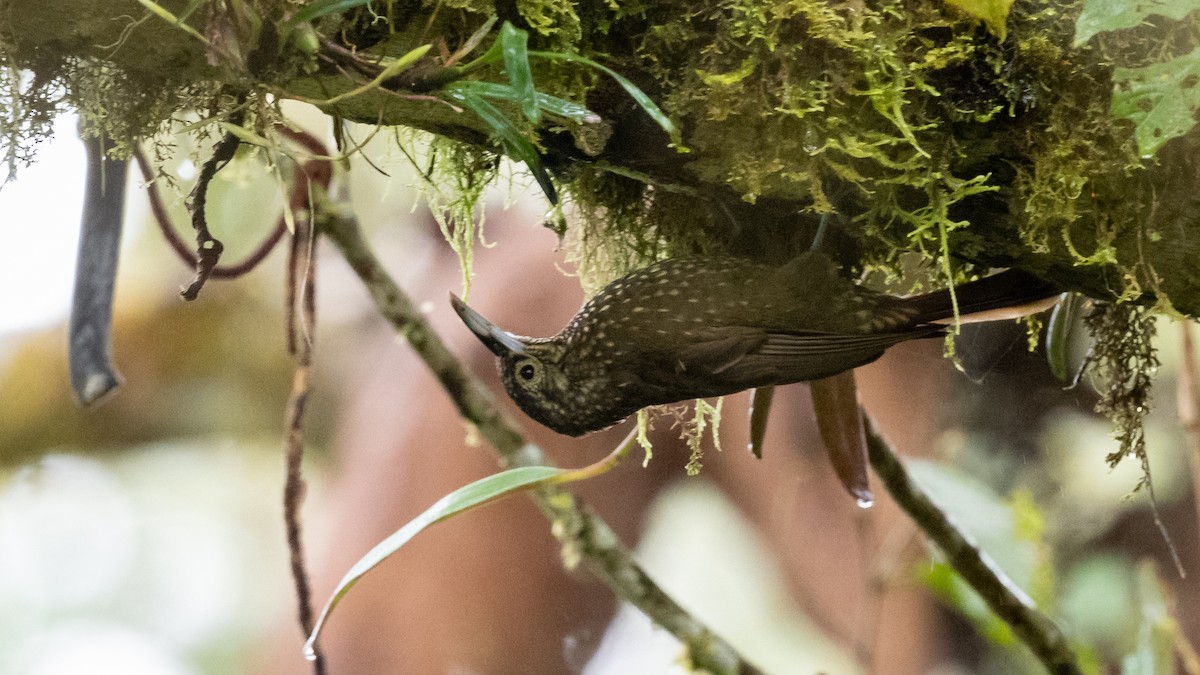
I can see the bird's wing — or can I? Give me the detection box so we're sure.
[667,326,943,389]
[747,328,943,383]
[630,326,767,396]
[756,329,937,356]
[672,327,769,375]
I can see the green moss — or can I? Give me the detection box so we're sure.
[5,0,1189,311]
[516,0,581,42]
[557,0,1037,283]
[551,0,1191,309]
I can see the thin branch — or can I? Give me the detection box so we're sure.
[317,207,762,675]
[863,414,1081,675]
[277,127,330,675]
[282,357,323,674]
[282,191,323,674]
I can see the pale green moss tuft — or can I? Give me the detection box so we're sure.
[400,132,498,296]
[683,397,722,476]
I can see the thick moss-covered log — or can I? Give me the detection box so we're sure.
[3,0,1199,314]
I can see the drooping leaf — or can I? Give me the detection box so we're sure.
[747,386,774,459]
[443,83,558,203]
[305,465,564,656]
[530,50,681,145]
[1119,562,1177,675]
[1045,293,1074,382]
[810,372,872,506]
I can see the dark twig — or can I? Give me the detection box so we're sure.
[181,106,246,300]
[318,209,762,675]
[134,142,302,280]
[280,131,330,675]
[863,413,1082,675]
[68,131,127,405]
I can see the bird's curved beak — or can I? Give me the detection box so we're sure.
[449,293,528,357]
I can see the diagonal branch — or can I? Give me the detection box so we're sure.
[864,413,1082,675]
[317,205,764,675]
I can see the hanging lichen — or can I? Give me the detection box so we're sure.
[406,134,499,296]
[1084,301,1159,487]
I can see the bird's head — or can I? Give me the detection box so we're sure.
[450,294,589,434]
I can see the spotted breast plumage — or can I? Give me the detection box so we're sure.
[452,251,1057,436]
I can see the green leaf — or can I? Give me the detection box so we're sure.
[1074,0,1200,46]
[908,460,1042,622]
[1110,47,1200,158]
[945,0,1015,41]
[305,465,564,656]
[531,50,681,145]
[455,81,599,124]
[444,83,558,203]
[922,561,1016,645]
[499,22,540,124]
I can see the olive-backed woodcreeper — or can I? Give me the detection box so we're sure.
[452,252,1058,436]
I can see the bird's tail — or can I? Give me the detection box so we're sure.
[907,269,1061,325]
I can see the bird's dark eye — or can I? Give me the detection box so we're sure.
[519,363,536,380]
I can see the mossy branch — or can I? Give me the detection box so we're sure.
[7,1,1200,314]
[864,414,1082,675]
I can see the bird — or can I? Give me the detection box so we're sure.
[452,251,1059,437]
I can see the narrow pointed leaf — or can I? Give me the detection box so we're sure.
[499,22,539,124]
[461,81,599,124]
[444,84,557,203]
[530,50,680,145]
[1045,293,1073,382]
[305,464,563,654]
